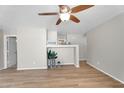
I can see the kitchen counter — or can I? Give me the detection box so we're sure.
[47,44,79,68]
[47,44,79,48]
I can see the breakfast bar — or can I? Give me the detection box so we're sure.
[47,45,79,68]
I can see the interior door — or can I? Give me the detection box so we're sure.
[7,37,17,68]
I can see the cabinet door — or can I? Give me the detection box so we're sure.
[47,31,57,44]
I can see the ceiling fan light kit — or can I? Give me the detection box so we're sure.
[59,13,70,21]
[38,5,94,25]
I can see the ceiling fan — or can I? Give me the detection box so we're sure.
[38,5,94,25]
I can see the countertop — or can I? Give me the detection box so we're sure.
[47,44,79,48]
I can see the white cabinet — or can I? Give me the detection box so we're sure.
[57,32,67,44]
[47,30,57,44]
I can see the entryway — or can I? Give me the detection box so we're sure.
[6,36,17,69]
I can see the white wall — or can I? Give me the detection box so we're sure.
[87,13,124,83]
[0,30,4,69]
[17,28,47,70]
[67,34,87,60]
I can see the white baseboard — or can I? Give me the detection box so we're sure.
[17,63,75,70]
[63,63,74,65]
[79,59,87,61]
[62,63,80,68]
[87,62,124,84]
[17,66,47,70]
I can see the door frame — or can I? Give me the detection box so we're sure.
[4,35,17,69]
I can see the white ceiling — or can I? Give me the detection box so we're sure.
[0,5,124,34]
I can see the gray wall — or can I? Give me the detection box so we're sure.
[17,28,47,70]
[0,30,4,69]
[87,13,124,82]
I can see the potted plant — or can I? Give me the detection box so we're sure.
[47,50,58,68]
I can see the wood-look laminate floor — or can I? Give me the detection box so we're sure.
[0,62,124,88]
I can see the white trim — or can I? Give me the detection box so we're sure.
[87,62,124,84]
[63,63,74,65]
[62,62,80,68]
[4,35,17,69]
[63,62,80,68]
[79,59,87,61]
[17,67,47,70]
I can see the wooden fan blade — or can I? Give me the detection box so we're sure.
[58,5,63,8]
[71,5,94,13]
[70,15,80,23]
[56,18,62,25]
[38,12,58,15]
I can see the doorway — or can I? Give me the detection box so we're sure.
[6,37,17,68]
